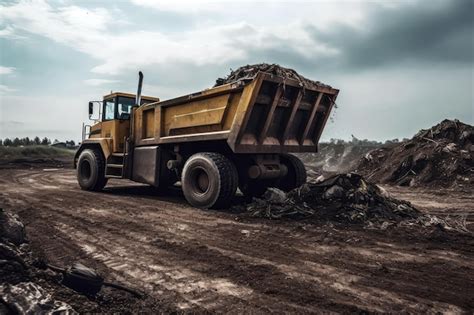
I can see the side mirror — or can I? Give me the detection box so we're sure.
[88,102,94,116]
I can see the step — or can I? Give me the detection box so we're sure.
[107,164,123,168]
[105,175,123,179]
[108,153,125,165]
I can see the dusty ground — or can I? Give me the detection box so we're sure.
[0,167,473,313]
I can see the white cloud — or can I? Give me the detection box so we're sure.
[0,0,355,75]
[84,79,120,86]
[0,84,16,94]
[0,66,15,75]
[0,0,432,78]
[0,25,25,39]
[130,0,222,13]
[0,1,113,52]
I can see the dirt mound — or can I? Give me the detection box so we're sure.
[356,119,474,188]
[235,173,469,232]
[214,63,331,90]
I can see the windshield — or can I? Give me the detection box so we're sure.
[103,96,156,121]
[117,97,134,119]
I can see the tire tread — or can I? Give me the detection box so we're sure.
[279,154,307,191]
[182,152,238,209]
[201,152,238,208]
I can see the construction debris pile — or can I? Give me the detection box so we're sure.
[214,63,331,90]
[356,119,474,188]
[235,173,469,232]
[237,173,419,223]
[0,208,75,314]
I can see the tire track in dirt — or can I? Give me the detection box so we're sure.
[0,169,472,313]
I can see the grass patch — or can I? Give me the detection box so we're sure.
[0,145,75,159]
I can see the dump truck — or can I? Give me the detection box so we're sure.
[75,71,339,208]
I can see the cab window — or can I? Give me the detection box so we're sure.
[103,99,115,121]
[117,97,135,119]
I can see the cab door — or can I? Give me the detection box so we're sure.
[100,97,131,153]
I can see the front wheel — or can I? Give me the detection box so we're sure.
[77,148,108,191]
[181,152,238,209]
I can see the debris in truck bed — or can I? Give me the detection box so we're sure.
[356,119,474,188]
[215,63,331,90]
[234,173,469,232]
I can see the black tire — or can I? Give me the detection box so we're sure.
[77,148,108,191]
[181,152,238,209]
[277,154,307,192]
[239,180,268,198]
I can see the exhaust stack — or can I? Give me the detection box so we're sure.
[135,71,143,106]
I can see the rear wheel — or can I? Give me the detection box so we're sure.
[77,148,108,191]
[182,152,238,209]
[277,154,307,192]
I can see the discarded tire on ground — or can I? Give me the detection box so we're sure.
[277,154,307,192]
[77,149,108,191]
[182,152,238,209]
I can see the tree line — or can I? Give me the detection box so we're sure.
[0,137,76,147]
[327,135,410,147]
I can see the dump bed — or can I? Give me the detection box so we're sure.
[133,72,339,153]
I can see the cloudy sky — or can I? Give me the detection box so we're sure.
[0,0,472,142]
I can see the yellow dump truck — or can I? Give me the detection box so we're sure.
[75,71,339,208]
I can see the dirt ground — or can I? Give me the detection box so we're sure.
[0,167,473,313]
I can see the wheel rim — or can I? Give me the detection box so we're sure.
[80,160,92,180]
[191,167,210,194]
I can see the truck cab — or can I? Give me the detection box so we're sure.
[88,92,159,153]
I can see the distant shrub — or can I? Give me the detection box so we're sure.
[0,145,75,159]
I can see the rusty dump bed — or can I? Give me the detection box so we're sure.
[133,72,339,153]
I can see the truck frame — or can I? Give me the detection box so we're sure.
[75,71,339,208]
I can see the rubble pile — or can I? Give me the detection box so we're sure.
[0,208,76,313]
[356,119,474,188]
[237,173,469,231]
[238,173,420,224]
[214,63,331,90]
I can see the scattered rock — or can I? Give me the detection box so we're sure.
[0,282,76,314]
[322,185,345,199]
[0,208,26,245]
